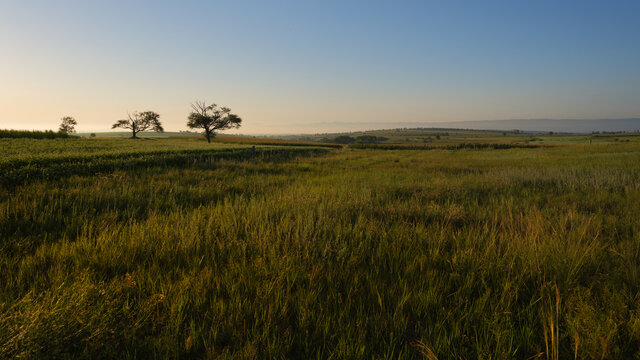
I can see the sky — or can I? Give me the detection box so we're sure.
[1,0,639,134]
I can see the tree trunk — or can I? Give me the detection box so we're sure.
[206,131,211,143]
[132,130,138,139]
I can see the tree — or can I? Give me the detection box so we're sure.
[187,101,242,143]
[355,135,388,144]
[333,135,356,144]
[112,111,163,139]
[356,135,378,144]
[59,116,77,134]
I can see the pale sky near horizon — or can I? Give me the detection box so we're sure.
[1,0,639,134]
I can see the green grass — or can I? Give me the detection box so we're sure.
[1,137,246,159]
[288,127,640,147]
[75,131,203,138]
[0,138,330,187]
[348,142,540,150]
[0,129,74,139]
[1,137,639,359]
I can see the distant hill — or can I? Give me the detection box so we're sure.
[309,118,640,134]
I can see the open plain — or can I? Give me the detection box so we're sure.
[1,133,639,358]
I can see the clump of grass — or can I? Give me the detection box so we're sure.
[0,272,163,359]
[541,283,561,360]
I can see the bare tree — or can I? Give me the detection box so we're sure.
[186,101,242,143]
[59,116,77,134]
[112,111,163,139]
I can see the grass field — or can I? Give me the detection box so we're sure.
[1,135,639,359]
[288,127,640,147]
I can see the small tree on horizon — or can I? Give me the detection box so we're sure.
[59,116,77,134]
[112,111,163,139]
[187,101,242,143]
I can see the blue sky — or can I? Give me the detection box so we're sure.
[1,0,639,133]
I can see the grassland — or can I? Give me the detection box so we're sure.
[1,135,639,359]
[0,129,74,139]
[289,127,640,147]
[0,137,336,188]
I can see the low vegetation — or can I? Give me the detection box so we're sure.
[0,146,329,188]
[0,135,639,359]
[211,136,342,148]
[0,129,74,139]
[349,142,540,150]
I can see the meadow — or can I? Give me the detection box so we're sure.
[0,137,335,188]
[1,134,639,359]
[294,128,638,147]
[0,129,72,139]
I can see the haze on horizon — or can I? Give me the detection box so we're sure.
[1,0,639,135]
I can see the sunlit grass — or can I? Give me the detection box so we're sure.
[1,140,639,358]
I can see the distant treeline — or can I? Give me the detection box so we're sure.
[0,129,74,139]
[349,143,541,150]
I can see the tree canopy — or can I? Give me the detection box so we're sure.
[333,135,356,144]
[356,135,388,144]
[112,111,163,139]
[187,101,242,143]
[59,116,77,134]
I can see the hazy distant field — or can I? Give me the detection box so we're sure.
[293,127,640,146]
[1,134,639,359]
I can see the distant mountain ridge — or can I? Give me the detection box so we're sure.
[309,118,640,134]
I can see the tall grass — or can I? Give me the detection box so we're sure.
[0,146,330,187]
[0,142,639,358]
